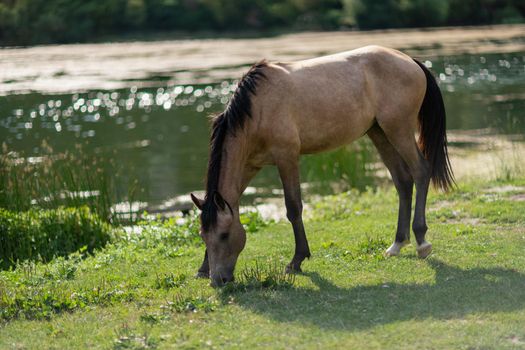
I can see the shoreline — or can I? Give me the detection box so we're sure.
[1,24,524,95]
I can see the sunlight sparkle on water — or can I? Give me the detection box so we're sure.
[2,54,523,166]
[1,81,236,144]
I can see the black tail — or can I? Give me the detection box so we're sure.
[413,59,455,191]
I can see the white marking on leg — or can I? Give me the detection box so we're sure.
[385,240,410,256]
[416,241,432,258]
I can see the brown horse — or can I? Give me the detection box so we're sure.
[190,45,454,286]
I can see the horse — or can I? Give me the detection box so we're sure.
[190,45,454,287]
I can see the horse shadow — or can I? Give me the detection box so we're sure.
[225,258,525,331]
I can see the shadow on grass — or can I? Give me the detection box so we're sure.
[225,259,525,330]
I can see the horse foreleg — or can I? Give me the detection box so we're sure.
[195,249,209,278]
[277,158,311,273]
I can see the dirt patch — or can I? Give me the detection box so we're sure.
[450,217,483,226]
[483,185,525,202]
[484,185,525,194]
[428,200,456,212]
[510,194,525,202]
[447,131,524,181]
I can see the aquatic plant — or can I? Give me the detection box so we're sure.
[0,141,140,224]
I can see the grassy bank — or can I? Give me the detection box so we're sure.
[1,176,525,349]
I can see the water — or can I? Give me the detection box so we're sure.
[1,49,524,208]
[438,53,525,133]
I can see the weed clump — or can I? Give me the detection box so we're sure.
[154,272,187,290]
[122,212,201,249]
[0,275,134,321]
[161,295,217,313]
[240,210,270,233]
[0,206,111,269]
[222,261,296,293]
[114,323,158,349]
[354,237,389,260]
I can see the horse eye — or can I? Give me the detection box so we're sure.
[219,232,229,241]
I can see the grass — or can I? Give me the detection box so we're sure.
[1,176,525,349]
[0,206,111,269]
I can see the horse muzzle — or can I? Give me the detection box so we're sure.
[210,269,235,287]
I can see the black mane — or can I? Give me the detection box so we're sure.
[201,60,268,230]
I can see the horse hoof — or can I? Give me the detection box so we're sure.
[285,264,302,274]
[416,241,432,259]
[195,270,209,279]
[385,240,409,257]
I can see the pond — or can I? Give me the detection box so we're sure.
[1,33,524,213]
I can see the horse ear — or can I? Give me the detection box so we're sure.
[190,193,204,210]
[213,192,226,211]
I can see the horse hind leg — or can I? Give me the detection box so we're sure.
[411,157,432,259]
[376,114,433,258]
[367,123,413,256]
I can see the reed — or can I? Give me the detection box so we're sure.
[0,141,139,224]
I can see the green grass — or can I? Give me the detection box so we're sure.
[0,207,111,269]
[1,177,525,349]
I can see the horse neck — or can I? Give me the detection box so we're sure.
[217,132,250,212]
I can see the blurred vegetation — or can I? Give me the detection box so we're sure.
[0,206,111,269]
[0,0,523,46]
[0,141,143,224]
[301,139,378,193]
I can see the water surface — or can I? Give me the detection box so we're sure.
[1,44,524,209]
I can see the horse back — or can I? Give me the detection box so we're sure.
[250,46,426,157]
